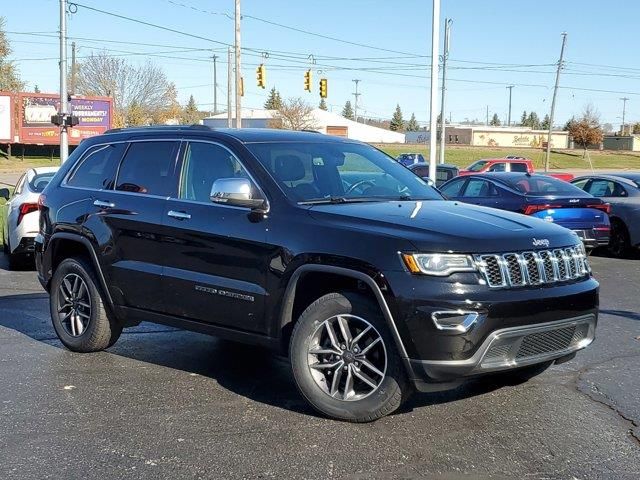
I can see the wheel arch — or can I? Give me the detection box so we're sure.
[277,264,408,359]
[46,233,114,306]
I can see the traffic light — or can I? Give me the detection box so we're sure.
[319,78,328,98]
[256,64,266,89]
[304,69,312,92]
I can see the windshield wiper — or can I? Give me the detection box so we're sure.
[299,196,383,205]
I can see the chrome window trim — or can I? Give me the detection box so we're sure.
[171,139,270,212]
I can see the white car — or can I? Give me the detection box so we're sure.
[1,166,59,269]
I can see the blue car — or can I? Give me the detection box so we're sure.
[440,173,611,250]
[396,153,426,166]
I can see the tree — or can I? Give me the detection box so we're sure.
[563,116,576,131]
[33,84,41,93]
[390,104,404,131]
[526,111,541,129]
[0,17,25,92]
[568,104,603,155]
[406,113,420,132]
[541,114,551,130]
[76,52,175,128]
[182,95,201,125]
[520,110,528,126]
[125,100,147,126]
[318,98,328,111]
[264,87,283,110]
[601,123,614,134]
[342,100,354,120]
[489,113,501,126]
[269,97,318,131]
[632,122,640,135]
[153,82,182,124]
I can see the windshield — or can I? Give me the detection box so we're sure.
[467,160,488,172]
[28,172,56,192]
[507,176,587,196]
[247,142,443,203]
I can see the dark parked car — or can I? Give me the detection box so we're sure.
[36,126,598,422]
[407,162,459,187]
[571,173,640,257]
[396,153,426,166]
[440,173,611,251]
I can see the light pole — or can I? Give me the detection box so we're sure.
[506,85,514,127]
[59,0,69,163]
[620,97,629,135]
[438,18,452,165]
[427,0,440,185]
[234,0,242,128]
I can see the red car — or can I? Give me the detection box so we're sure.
[459,157,574,182]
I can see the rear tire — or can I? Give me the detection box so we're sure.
[50,257,122,352]
[290,292,411,422]
[608,220,631,258]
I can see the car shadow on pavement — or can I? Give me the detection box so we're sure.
[0,290,524,420]
[599,309,640,322]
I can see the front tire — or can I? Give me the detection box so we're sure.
[608,220,631,258]
[290,292,411,422]
[50,257,122,352]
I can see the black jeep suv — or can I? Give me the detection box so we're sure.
[36,126,598,422]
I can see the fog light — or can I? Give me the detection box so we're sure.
[431,310,480,333]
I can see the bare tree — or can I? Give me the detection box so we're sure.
[269,97,318,131]
[76,52,175,127]
[569,104,603,155]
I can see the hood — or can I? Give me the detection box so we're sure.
[307,200,579,253]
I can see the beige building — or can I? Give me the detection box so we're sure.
[444,126,569,149]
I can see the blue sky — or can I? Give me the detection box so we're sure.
[3,0,640,128]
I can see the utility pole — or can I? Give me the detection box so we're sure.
[427,0,440,184]
[59,0,69,163]
[620,97,629,135]
[352,79,361,122]
[70,41,76,95]
[234,0,242,128]
[506,85,514,127]
[438,18,452,165]
[486,105,489,126]
[227,47,232,128]
[212,54,218,116]
[544,32,567,172]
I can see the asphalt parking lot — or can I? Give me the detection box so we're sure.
[0,252,638,479]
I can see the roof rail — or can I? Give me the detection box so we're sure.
[300,129,323,134]
[104,124,212,134]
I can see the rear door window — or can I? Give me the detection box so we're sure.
[462,179,498,197]
[510,162,528,173]
[115,141,180,196]
[487,162,506,172]
[67,143,125,190]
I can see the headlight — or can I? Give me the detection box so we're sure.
[401,253,477,276]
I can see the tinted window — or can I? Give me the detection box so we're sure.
[412,166,429,177]
[441,178,465,197]
[247,142,442,202]
[463,179,498,197]
[28,172,56,192]
[586,179,627,198]
[572,179,589,190]
[68,144,125,190]
[510,162,528,173]
[116,141,179,196]
[488,162,506,172]
[467,160,488,172]
[179,142,255,203]
[509,176,584,196]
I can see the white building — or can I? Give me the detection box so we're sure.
[203,108,405,143]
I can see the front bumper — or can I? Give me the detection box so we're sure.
[409,314,596,382]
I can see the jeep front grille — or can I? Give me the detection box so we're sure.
[475,245,589,289]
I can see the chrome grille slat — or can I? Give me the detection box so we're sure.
[475,245,589,290]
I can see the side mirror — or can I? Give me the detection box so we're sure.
[421,177,436,188]
[0,188,10,201]
[210,178,267,211]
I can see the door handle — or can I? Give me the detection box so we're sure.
[167,210,191,220]
[93,200,115,208]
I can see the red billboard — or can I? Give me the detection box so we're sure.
[18,93,113,145]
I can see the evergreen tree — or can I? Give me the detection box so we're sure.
[406,113,420,132]
[541,114,551,130]
[520,110,528,126]
[390,104,404,131]
[342,100,354,120]
[526,111,541,129]
[34,84,41,93]
[181,94,200,124]
[489,113,501,126]
[563,116,576,131]
[318,98,328,111]
[264,87,283,110]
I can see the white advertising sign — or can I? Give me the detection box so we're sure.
[0,95,11,142]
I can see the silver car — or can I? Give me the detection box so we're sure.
[571,173,640,257]
[1,167,59,269]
